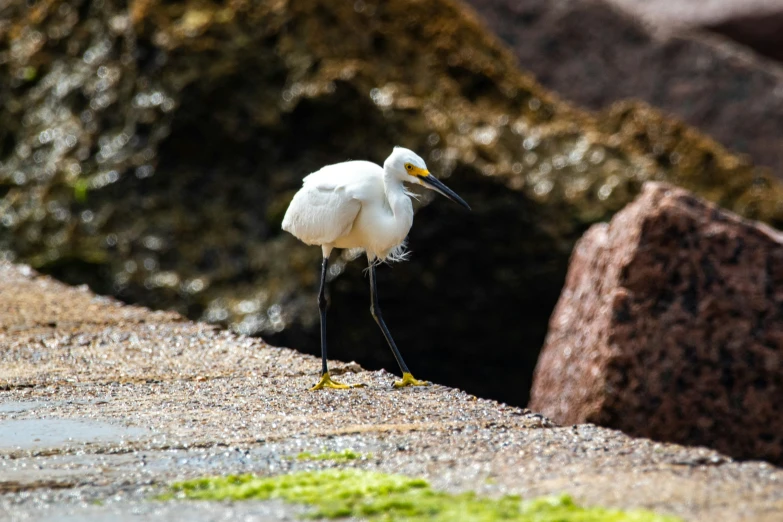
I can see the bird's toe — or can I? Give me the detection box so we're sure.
[310,372,365,390]
[393,372,431,388]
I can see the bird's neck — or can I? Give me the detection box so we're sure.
[383,172,413,220]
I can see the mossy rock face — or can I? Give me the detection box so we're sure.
[2,0,782,405]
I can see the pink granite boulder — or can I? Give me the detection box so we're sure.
[529,182,783,464]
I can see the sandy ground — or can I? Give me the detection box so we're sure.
[1,262,782,521]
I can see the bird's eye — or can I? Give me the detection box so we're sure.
[405,164,412,170]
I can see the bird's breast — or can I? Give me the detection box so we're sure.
[334,200,413,255]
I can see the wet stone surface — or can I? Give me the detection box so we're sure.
[0,416,149,451]
[1,262,783,521]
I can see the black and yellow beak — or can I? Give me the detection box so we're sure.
[419,171,471,210]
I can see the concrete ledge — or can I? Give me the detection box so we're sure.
[1,262,782,521]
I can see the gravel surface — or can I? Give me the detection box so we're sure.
[1,262,782,521]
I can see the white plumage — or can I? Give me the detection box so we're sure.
[283,153,418,262]
[282,146,470,390]
[282,162,400,261]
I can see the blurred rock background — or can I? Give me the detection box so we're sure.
[1,0,782,456]
[465,0,783,175]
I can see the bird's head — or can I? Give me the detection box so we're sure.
[385,146,471,210]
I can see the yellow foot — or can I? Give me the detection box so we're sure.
[393,372,431,388]
[310,372,366,391]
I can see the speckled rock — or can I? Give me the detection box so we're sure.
[530,182,783,464]
[2,0,783,406]
[464,0,783,174]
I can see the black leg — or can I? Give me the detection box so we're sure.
[318,256,329,376]
[370,263,429,388]
[310,255,363,390]
[369,262,411,375]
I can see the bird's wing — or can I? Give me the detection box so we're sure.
[283,185,362,245]
[282,161,383,245]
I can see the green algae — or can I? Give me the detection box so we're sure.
[292,449,370,461]
[163,469,680,522]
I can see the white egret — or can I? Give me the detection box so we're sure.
[282,146,470,390]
